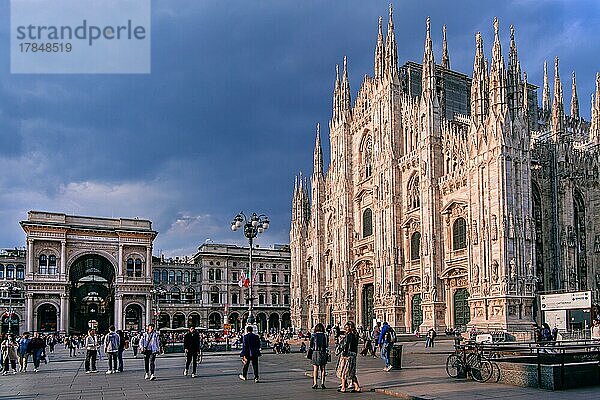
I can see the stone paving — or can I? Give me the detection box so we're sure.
[1,340,598,399]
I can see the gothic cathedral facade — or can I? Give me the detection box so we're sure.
[290,7,600,336]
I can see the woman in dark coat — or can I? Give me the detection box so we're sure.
[309,323,328,389]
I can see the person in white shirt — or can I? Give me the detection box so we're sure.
[84,330,100,373]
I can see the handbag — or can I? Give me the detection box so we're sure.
[306,348,313,359]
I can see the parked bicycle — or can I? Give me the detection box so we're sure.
[445,343,494,383]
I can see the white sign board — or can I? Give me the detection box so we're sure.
[540,291,591,311]
[544,309,567,330]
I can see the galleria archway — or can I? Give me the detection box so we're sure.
[69,254,116,334]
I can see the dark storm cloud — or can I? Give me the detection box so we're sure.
[0,0,598,255]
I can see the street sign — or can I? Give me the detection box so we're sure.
[540,291,591,311]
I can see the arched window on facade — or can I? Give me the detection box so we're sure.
[452,217,467,250]
[408,174,420,210]
[191,271,197,283]
[38,255,48,275]
[259,293,265,305]
[126,258,134,277]
[363,136,373,179]
[169,270,175,284]
[0,264,4,279]
[161,270,168,283]
[170,286,181,302]
[362,208,373,238]
[16,265,24,280]
[574,190,587,289]
[6,265,14,279]
[410,231,421,261]
[176,270,182,284]
[153,270,160,283]
[48,255,57,275]
[185,287,195,301]
[134,259,142,277]
[184,271,190,284]
[209,269,215,281]
[210,286,220,304]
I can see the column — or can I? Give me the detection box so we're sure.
[60,294,69,333]
[146,245,152,279]
[145,295,152,328]
[114,294,123,330]
[26,294,33,332]
[27,239,34,276]
[118,244,124,277]
[60,240,67,277]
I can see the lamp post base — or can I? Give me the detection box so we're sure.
[244,312,257,334]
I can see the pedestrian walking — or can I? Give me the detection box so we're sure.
[183,326,201,378]
[336,321,361,393]
[47,335,56,354]
[372,322,381,359]
[131,334,139,357]
[18,332,31,372]
[1,335,18,375]
[238,325,261,383]
[309,323,328,389]
[378,321,393,371]
[139,324,160,381]
[104,325,120,374]
[84,329,100,373]
[425,328,436,348]
[116,330,127,372]
[68,335,77,357]
[28,332,46,372]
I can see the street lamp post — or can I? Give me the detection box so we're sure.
[231,212,269,330]
[1,284,21,335]
[150,288,166,328]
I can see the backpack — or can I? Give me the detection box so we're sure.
[386,327,397,343]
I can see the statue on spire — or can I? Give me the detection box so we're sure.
[442,25,450,69]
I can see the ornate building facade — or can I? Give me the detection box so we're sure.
[290,7,600,336]
[3,212,291,335]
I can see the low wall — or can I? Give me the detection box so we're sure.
[496,360,600,390]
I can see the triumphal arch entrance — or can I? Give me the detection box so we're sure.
[20,211,157,334]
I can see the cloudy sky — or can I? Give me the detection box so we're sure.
[0,0,598,256]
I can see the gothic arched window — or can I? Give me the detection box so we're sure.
[452,217,467,250]
[364,136,373,178]
[410,232,421,261]
[362,208,373,238]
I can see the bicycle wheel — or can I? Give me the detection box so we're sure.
[445,354,462,378]
[198,348,203,364]
[471,360,493,383]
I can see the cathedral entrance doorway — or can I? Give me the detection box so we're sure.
[69,254,115,334]
[411,294,422,333]
[362,284,374,328]
[453,288,470,330]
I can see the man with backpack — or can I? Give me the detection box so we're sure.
[378,321,395,372]
[103,325,120,374]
